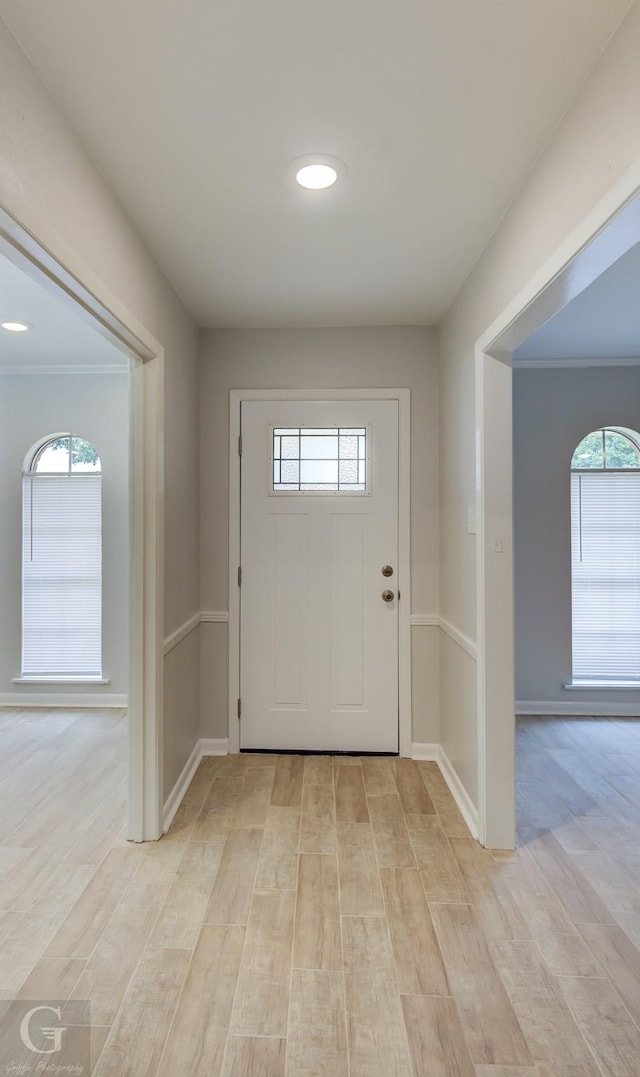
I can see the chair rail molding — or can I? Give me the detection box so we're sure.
[410,614,440,627]
[163,610,230,656]
[439,617,478,660]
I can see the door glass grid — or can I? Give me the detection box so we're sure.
[272,427,367,492]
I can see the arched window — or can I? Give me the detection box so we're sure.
[571,427,640,684]
[22,434,103,678]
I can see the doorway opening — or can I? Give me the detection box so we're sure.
[0,206,164,841]
[475,174,640,848]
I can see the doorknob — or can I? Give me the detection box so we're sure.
[381,565,394,577]
[381,589,395,602]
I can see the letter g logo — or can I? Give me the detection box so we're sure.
[19,1006,66,1055]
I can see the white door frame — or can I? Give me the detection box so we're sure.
[474,164,640,849]
[0,205,165,842]
[229,388,412,756]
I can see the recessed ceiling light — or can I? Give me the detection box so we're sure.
[291,154,345,191]
[1,321,31,332]
[296,164,337,190]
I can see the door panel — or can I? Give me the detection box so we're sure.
[273,513,307,705]
[240,399,398,752]
[330,513,365,707]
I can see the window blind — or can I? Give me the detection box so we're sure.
[22,474,102,677]
[571,471,640,682]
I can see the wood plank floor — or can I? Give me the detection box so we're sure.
[1,710,640,1075]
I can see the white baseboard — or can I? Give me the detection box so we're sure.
[437,747,479,839]
[163,740,203,833]
[0,692,127,708]
[162,737,230,833]
[411,742,439,761]
[413,741,479,840]
[517,699,640,717]
[200,738,230,755]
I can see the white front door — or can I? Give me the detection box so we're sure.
[240,399,399,752]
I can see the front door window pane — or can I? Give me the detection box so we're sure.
[272,426,367,493]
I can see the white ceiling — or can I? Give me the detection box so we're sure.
[0,0,632,328]
[0,255,129,368]
[513,241,640,361]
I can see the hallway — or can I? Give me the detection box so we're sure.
[1,715,640,1073]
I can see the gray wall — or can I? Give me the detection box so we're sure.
[199,325,440,745]
[0,370,130,699]
[513,365,640,711]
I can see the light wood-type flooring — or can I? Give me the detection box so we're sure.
[1,710,640,1075]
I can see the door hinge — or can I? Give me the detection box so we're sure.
[238,566,242,587]
[237,698,242,720]
[238,435,243,456]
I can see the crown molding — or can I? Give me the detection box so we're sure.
[513,355,640,370]
[0,363,128,375]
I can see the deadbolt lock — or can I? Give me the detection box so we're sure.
[382,589,394,602]
[381,565,394,577]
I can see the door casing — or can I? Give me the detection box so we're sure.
[229,387,411,756]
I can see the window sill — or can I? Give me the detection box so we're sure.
[12,676,110,685]
[564,680,640,690]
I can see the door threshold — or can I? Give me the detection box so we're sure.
[240,748,399,757]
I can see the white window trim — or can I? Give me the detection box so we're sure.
[12,676,111,685]
[564,680,640,690]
